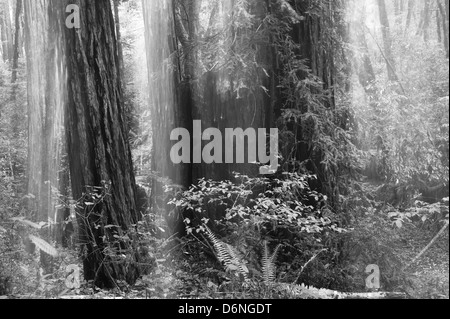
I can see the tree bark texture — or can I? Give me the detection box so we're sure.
[62,0,141,287]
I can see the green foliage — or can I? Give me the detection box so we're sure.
[351,10,449,187]
[261,241,281,284]
[203,225,249,281]
[168,172,344,237]
[267,1,360,201]
[166,172,353,294]
[388,197,449,230]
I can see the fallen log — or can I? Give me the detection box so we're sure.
[277,283,407,299]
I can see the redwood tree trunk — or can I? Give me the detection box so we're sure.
[143,0,192,236]
[113,0,124,83]
[62,0,140,288]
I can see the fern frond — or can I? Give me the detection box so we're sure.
[204,225,248,280]
[11,217,42,229]
[262,241,282,284]
[29,235,58,257]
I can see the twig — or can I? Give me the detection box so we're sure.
[292,249,327,285]
[363,24,408,98]
[403,220,449,270]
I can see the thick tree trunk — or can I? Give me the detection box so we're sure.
[62,0,141,288]
[23,0,47,219]
[289,0,338,200]
[143,0,192,236]
[113,0,124,84]
[24,0,67,273]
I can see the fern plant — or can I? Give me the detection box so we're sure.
[261,241,282,284]
[28,235,58,257]
[10,217,58,257]
[204,225,249,281]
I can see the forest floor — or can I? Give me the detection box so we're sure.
[353,181,449,299]
[391,217,449,299]
[58,181,449,299]
[2,182,448,300]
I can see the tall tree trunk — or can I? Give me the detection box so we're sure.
[437,7,442,43]
[143,0,192,236]
[113,0,124,84]
[24,0,67,273]
[377,0,398,82]
[422,0,431,42]
[439,0,450,57]
[10,0,21,85]
[23,0,46,218]
[356,24,376,92]
[0,0,13,62]
[0,4,9,61]
[406,0,415,31]
[394,0,402,26]
[9,0,22,145]
[62,0,141,288]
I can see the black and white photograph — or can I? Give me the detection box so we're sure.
[0,0,448,303]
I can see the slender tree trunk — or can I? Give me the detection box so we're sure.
[406,0,415,31]
[0,0,13,61]
[437,7,442,43]
[356,24,376,92]
[9,0,22,144]
[62,0,141,288]
[394,0,402,26]
[10,0,21,85]
[423,0,430,42]
[377,0,398,82]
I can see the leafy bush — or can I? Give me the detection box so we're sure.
[166,172,352,292]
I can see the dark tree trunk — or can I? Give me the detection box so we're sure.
[439,0,450,57]
[9,0,22,142]
[61,0,141,288]
[113,0,124,84]
[10,0,21,86]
